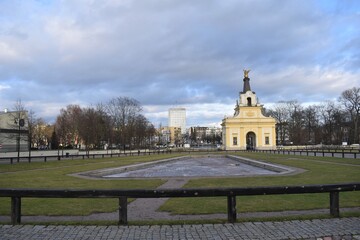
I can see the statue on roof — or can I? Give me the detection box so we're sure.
[243,69,250,78]
[233,100,240,116]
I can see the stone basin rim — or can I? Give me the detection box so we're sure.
[70,155,304,180]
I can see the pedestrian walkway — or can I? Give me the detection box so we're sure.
[1,217,359,240]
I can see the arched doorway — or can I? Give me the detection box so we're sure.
[246,132,256,150]
[247,97,252,106]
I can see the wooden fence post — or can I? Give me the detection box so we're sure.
[11,197,21,225]
[330,191,339,217]
[227,196,237,223]
[118,196,128,225]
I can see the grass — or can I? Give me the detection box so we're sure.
[159,152,360,215]
[0,154,185,216]
[0,152,359,224]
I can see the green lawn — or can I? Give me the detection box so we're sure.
[159,152,360,215]
[0,152,359,221]
[0,154,183,216]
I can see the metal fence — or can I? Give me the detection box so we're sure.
[1,146,359,164]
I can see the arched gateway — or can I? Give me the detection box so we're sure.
[246,132,256,150]
[221,70,276,150]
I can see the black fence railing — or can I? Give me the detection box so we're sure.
[0,183,358,225]
[0,149,173,164]
[0,148,223,164]
[247,149,360,159]
[1,146,359,164]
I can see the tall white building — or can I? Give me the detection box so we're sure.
[168,108,186,134]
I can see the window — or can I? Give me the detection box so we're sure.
[233,137,237,145]
[265,136,269,145]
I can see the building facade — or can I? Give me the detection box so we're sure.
[157,126,182,145]
[189,126,222,145]
[0,109,29,152]
[168,108,186,134]
[221,70,276,150]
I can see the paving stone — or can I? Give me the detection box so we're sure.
[0,217,360,240]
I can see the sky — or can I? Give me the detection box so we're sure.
[0,0,359,128]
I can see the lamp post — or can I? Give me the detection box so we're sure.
[14,118,25,163]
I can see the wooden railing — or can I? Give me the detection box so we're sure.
[0,183,359,225]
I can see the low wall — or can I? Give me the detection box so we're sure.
[227,155,297,173]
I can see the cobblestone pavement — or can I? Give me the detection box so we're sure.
[1,217,359,240]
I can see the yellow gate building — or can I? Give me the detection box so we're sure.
[221,70,276,150]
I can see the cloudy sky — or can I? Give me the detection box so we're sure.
[0,0,359,128]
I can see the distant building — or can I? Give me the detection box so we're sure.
[189,126,222,145]
[0,109,29,152]
[221,70,276,150]
[168,108,186,134]
[190,126,208,144]
[156,126,182,146]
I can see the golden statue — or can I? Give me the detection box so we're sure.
[243,69,250,78]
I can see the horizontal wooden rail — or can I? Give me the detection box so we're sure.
[0,183,359,225]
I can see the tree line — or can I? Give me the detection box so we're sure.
[52,97,156,152]
[267,87,359,146]
[20,97,155,152]
[8,87,359,151]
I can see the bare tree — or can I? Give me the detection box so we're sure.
[27,110,36,150]
[287,101,305,145]
[132,114,151,148]
[106,97,142,151]
[55,105,82,148]
[268,101,290,145]
[145,122,156,148]
[78,107,96,154]
[339,87,360,144]
[332,108,348,144]
[318,101,335,144]
[303,105,319,145]
[55,113,67,155]
[96,103,114,150]
[31,117,45,148]
[78,106,110,153]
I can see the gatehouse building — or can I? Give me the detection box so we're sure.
[221,70,276,150]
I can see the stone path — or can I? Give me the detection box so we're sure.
[1,217,359,240]
[127,178,189,220]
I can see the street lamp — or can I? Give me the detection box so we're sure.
[14,118,25,163]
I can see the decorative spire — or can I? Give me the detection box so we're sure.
[243,69,251,92]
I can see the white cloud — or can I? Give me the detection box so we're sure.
[0,84,10,91]
[0,0,359,126]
